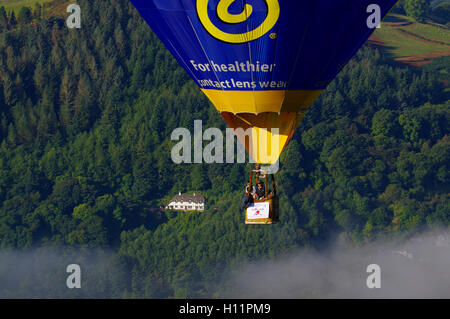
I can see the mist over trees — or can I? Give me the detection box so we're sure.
[0,0,448,297]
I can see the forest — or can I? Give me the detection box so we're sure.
[0,0,448,298]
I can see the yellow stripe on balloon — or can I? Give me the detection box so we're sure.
[201,89,323,114]
[221,112,306,164]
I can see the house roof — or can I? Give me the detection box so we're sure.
[168,193,205,204]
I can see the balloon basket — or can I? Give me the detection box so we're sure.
[244,164,279,225]
[245,196,279,225]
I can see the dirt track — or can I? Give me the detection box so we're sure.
[368,28,450,67]
[395,51,450,66]
[397,29,450,48]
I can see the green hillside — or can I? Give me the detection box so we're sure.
[2,0,47,13]
[372,13,450,65]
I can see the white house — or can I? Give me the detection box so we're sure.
[165,192,205,211]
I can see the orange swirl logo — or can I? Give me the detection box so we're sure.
[197,0,280,44]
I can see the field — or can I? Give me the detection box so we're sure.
[1,0,48,13]
[2,0,72,18]
[371,13,450,66]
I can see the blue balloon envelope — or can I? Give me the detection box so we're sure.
[129,0,398,164]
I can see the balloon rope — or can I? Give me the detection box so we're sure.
[234,114,254,127]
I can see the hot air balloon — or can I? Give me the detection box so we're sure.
[128,0,398,224]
